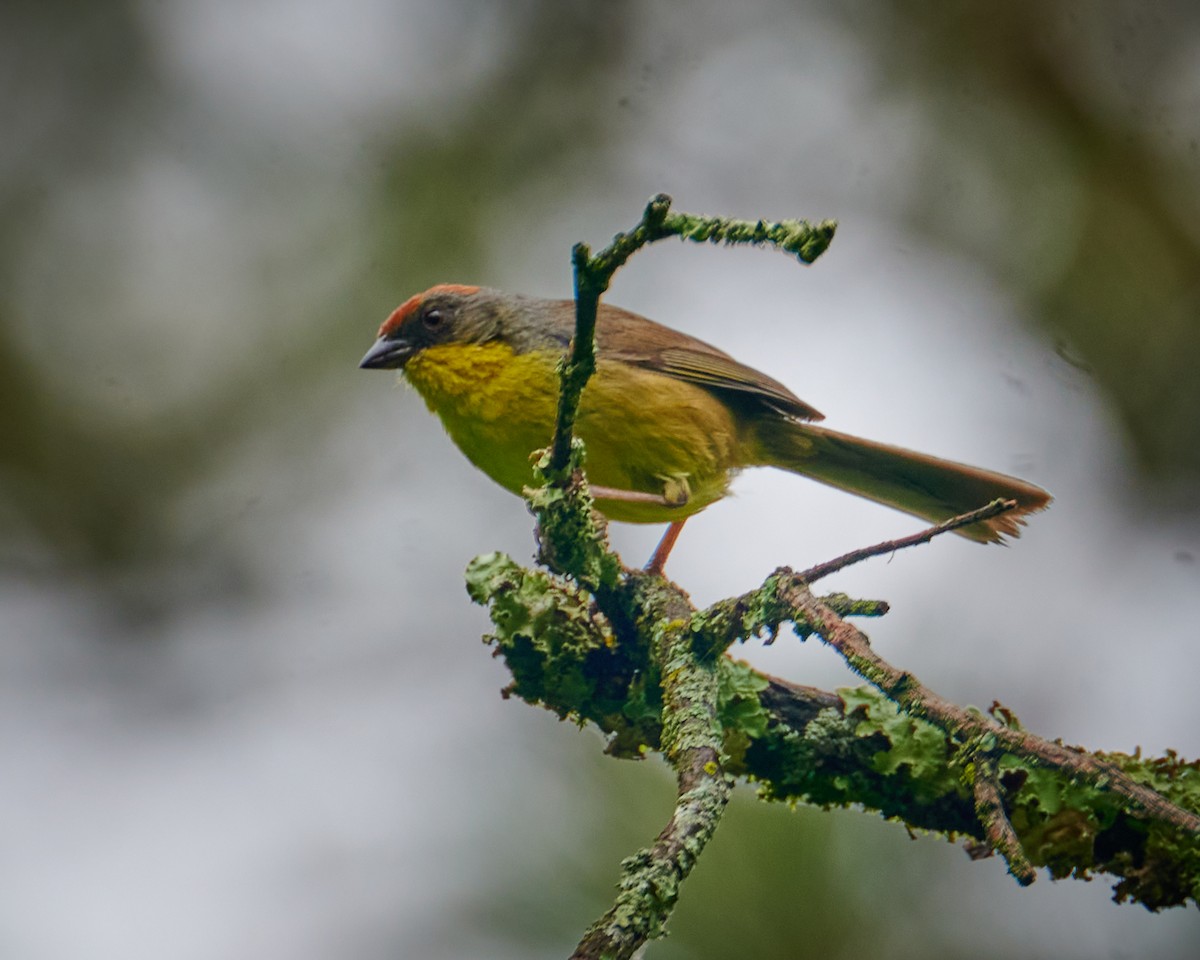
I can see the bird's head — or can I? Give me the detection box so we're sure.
[359,284,506,370]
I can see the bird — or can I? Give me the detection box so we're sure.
[360,284,1051,570]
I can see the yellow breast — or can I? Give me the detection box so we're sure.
[402,341,743,522]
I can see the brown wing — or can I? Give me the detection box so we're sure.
[592,302,824,422]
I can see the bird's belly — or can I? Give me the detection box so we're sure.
[576,360,741,521]
[403,343,742,522]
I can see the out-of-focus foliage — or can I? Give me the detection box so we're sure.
[0,0,634,606]
[841,2,1200,489]
[4,0,1198,599]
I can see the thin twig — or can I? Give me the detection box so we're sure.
[780,581,1200,835]
[971,753,1037,885]
[797,498,1018,584]
[549,195,674,474]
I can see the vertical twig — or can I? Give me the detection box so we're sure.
[533,194,836,957]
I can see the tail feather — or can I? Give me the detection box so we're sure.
[754,421,1052,543]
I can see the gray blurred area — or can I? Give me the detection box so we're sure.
[2,2,1199,957]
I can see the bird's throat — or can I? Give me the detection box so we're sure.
[403,342,561,496]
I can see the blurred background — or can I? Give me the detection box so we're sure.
[3,1,1199,957]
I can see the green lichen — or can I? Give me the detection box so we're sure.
[840,686,959,792]
[749,685,976,833]
[465,552,657,753]
[467,551,1200,910]
[716,658,771,769]
[526,441,622,593]
[692,579,889,663]
[991,748,1200,909]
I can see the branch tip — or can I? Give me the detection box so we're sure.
[797,498,1020,584]
[970,751,1037,886]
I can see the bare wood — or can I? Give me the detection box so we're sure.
[797,498,1018,583]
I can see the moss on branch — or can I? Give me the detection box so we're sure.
[465,552,1200,911]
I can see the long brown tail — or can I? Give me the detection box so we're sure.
[753,421,1052,543]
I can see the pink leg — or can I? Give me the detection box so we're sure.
[646,520,687,575]
[586,485,689,573]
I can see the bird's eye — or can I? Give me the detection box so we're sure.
[423,308,444,329]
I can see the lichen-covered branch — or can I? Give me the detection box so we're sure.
[527,442,622,596]
[465,553,1200,912]
[780,579,1200,837]
[569,610,732,960]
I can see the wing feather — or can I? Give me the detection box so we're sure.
[592,304,824,422]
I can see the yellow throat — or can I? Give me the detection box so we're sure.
[401,341,740,522]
